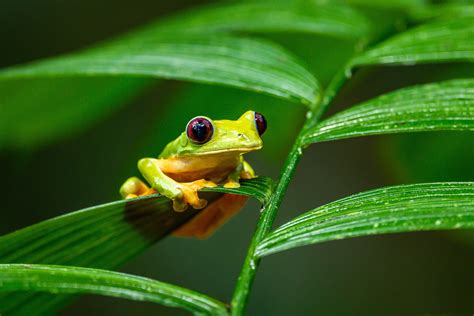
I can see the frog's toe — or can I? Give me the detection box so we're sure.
[181,188,208,210]
[143,188,158,196]
[175,180,215,211]
[224,180,240,189]
[192,179,217,188]
[172,199,188,212]
[193,198,208,210]
[240,171,254,180]
[120,177,153,199]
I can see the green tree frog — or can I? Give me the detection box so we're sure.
[120,110,266,238]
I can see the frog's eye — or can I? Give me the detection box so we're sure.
[186,116,214,144]
[254,112,267,136]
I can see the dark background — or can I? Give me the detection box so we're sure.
[1,0,473,315]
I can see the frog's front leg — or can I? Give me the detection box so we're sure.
[138,158,215,212]
[241,159,255,179]
[223,158,256,188]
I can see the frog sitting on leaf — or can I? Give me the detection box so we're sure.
[120,110,266,238]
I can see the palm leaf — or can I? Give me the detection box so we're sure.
[0,35,319,105]
[342,0,426,9]
[0,35,317,150]
[303,79,474,144]
[0,77,149,149]
[351,17,474,67]
[0,177,272,314]
[256,182,474,257]
[409,3,474,21]
[150,1,371,39]
[0,1,374,150]
[0,264,228,316]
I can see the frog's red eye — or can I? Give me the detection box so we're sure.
[254,112,267,136]
[186,116,214,144]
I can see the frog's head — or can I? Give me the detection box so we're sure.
[160,110,266,158]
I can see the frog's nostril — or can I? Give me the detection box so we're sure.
[238,133,243,137]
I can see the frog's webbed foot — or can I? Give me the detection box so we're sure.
[222,159,255,188]
[120,177,157,199]
[174,179,217,212]
[223,179,240,188]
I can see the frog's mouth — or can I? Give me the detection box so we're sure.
[189,144,263,156]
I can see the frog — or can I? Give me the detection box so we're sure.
[120,110,266,238]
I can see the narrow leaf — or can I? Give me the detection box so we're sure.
[0,77,149,149]
[342,0,426,9]
[303,79,474,144]
[0,35,318,149]
[0,35,319,106]
[0,177,272,314]
[0,264,227,315]
[204,176,273,203]
[351,17,474,67]
[409,4,474,22]
[151,2,371,40]
[256,182,474,257]
[0,1,371,149]
[0,2,374,150]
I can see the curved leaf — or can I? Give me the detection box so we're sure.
[342,0,426,9]
[151,2,371,40]
[0,36,318,150]
[0,177,272,314]
[0,35,319,105]
[0,1,374,150]
[204,178,273,204]
[303,79,474,144]
[0,77,149,149]
[0,264,227,316]
[351,17,474,67]
[256,182,474,257]
[409,4,474,22]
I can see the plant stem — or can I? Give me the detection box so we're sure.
[230,126,306,316]
[230,64,353,315]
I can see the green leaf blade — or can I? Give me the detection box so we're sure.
[0,177,272,314]
[0,264,228,315]
[0,77,150,149]
[303,79,474,144]
[1,0,374,149]
[256,182,474,257]
[351,18,474,67]
[409,3,474,22]
[204,177,274,204]
[151,2,371,40]
[0,36,319,106]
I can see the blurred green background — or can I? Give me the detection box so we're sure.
[0,0,473,315]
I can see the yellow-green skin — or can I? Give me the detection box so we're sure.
[120,111,262,214]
